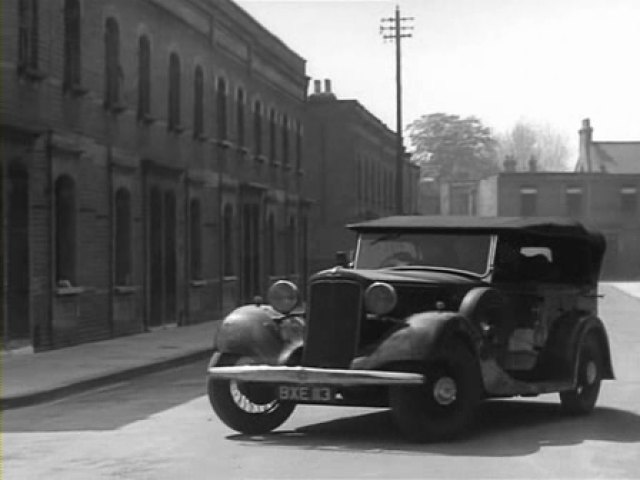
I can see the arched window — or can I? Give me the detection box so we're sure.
[18,0,39,73]
[114,188,132,285]
[223,204,234,276]
[193,66,204,138]
[55,176,76,285]
[168,52,181,131]
[189,198,202,280]
[236,88,245,146]
[269,108,276,163]
[295,121,303,172]
[63,0,81,92]
[216,78,228,140]
[266,213,275,276]
[253,100,263,156]
[137,35,151,120]
[104,17,121,109]
[286,217,296,275]
[282,114,290,167]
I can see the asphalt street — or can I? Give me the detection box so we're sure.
[4,285,640,479]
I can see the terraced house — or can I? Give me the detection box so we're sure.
[1,0,311,350]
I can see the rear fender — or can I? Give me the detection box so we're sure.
[353,311,480,370]
[542,312,614,381]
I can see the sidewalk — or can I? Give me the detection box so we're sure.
[1,320,220,410]
[608,281,640,300]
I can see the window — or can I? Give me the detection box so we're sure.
[55,176,76,285]
[520,187,537,216]
[282,114,290,167]
[295,121,303,172]
[137,35,151,121]
[18,0,39,74]
[621,187,638,214]
[189,199,202,280]
[266,214,275,276]
[63,0,81,92]
[216,78,227,140]
[269,108,276,163]
[236,88,245,147]
[167,52,181,131]
[286,217,296,274]
[193,66,204,138]
[253,100,263,156]
[104,18,121,110]
[566,187,583,217]
[223,204,234,276]
[114,188,132,286]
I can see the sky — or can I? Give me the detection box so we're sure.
[235,0,640,162]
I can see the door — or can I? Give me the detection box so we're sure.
[6,163,30,342]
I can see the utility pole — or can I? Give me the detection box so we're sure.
[381,5,413,215]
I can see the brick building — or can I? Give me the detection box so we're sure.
[1,0,310,350]
[304,80,420,273]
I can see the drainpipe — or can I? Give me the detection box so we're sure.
[46,129,54,348]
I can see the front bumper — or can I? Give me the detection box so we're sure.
[207,365,424,386]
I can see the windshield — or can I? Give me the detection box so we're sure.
[355,232,493,275]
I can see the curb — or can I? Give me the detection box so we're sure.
[1,348,213,410]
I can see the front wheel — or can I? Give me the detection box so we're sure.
[560,334,602,415]
[208,354,295,434]
[389,342,482,442]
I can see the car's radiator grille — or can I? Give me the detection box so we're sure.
[302,280,362,368]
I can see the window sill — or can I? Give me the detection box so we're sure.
[114,285,140,295]
[64,83,89,97]
[168,124,185,134]
[105,102,126,114]
[223,276,237,282]
[216,139,233,149]
[190,279,207,288]
[19,66,47,82]
[254,154,268,164]
[238,146,250,155]
[138,113,156,125]
[194,133,208,142]
[56,286,86,296]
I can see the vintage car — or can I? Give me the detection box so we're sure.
[207,216,614,441]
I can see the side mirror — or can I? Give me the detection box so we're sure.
[335,251,350,268]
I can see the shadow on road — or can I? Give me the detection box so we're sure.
[229,399,640,456]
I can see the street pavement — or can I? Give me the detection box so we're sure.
[1,282,638,411]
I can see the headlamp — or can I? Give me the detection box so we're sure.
[364,282,397,316]
[267,280,300,314]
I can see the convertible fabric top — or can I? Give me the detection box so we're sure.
[348,215,591,237]
[348,215,606,282]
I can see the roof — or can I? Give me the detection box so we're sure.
[348,215,594,238]
[590,142,640,173]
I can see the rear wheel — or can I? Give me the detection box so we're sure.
[389,342,482,442]
[208,354,295,434]
[560,335,602,415]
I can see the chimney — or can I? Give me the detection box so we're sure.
[579,118,593,172]
[313,79,322,95]
[503,155,517,172]
[324,79,332,94]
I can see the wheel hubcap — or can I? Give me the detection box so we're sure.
[433,376,457,405]
[585,360,597,385]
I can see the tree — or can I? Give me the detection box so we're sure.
[496,120,570,171]
[407,113,499,181]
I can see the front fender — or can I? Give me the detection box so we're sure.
[353,311,480,370]
[215,304,285,364]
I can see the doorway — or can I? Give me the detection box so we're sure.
[6,163,30,343]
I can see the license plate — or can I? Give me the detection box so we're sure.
[277,385,333,403]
